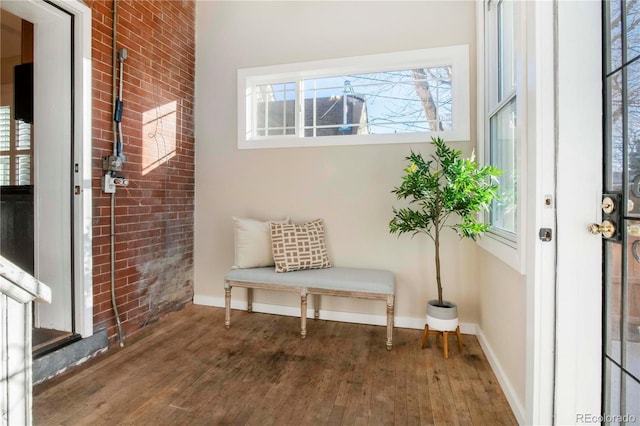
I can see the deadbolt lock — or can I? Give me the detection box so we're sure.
[602,196,615,214]
[588,220,616,238]
[597,193,623,241]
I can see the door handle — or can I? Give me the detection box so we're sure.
[588,220,616,238]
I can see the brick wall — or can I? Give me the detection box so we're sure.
[87,0,195,342]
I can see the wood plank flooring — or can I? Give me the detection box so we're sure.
[33,304,517,425]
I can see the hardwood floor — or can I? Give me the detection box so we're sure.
[33,304,517,425]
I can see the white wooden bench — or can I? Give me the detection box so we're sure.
[224,267,395,350]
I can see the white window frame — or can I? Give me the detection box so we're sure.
[477,0,527,273]
[237,45,470,149]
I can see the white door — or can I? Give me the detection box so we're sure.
[34,3,73,332]
[551,1,603,423]
[2,1,73,333]
[1,0,93,339]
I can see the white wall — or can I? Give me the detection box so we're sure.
[194,1,481,327]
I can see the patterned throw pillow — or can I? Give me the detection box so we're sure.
[270,219,332,273]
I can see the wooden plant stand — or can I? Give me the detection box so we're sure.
[421,324,462,359]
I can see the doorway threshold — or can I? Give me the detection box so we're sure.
[33,329,108,385]
[33,328,81,360]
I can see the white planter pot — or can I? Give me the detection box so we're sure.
[426,299,459,332]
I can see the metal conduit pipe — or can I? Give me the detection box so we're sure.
[110,0,125,347]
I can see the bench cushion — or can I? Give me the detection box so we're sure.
[225,267,394,294]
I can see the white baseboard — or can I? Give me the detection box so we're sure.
[476,326,526,425]
[193,295,476,334]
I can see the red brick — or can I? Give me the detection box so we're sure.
[90,0,194,340]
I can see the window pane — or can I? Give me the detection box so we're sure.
[628,58,640,217]
[604,358,623,424]
[626,220,640,381]
[0,106,10,151]
[627,0,640,62]
[608,70,624,193]
[490,97,517,235]
[606,238,623,363]
[609,0,623,73]
[302,67,452,136]
[255,83,296,136]
[0,155,10,185]
[16,154,30,185]
[625,375,640,422]
[16,119,31,150]
[498,0,515,101]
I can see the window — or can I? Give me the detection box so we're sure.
[484,0,520,240]
[487,0,517,241]
[0,105,33,186]
[478,0,525,271]
[238,45,470,149]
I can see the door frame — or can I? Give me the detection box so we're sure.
[523,1,557,424]
[1,0,92,338]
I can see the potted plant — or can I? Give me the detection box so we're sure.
[389,136,501,337]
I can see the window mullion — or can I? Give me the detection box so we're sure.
[297,79,304,137]
[252,85,258,139]
[282,86,287,136]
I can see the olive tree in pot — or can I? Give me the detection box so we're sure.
[389,137,501,337]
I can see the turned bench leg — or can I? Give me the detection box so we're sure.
[300,289,307,339]
[386,294,394,350]
[313,294,320,320]
[224,284,255,330]
[224,284,231,329]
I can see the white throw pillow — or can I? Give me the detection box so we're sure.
[232,217,289,269]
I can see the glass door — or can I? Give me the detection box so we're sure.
[603,0,640,422]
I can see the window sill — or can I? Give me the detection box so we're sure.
[477,233,526,274]
[238,129,470,150]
